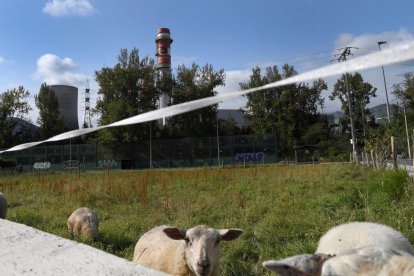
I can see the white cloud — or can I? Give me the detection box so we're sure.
[0,56,5,64]
[32,54,97,127]
[33,53,89,86]
[334,28,414,53]
[333,28,414,69]
[218,29,414,113]
[329,29,414,112]
[43,0,94,17]
[217,69,251,109]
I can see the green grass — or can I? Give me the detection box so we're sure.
[1,163,413,275]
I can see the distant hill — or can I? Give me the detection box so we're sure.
[326,103,398,125]
[9,117,39,136]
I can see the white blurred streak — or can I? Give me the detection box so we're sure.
[1,40,414,154]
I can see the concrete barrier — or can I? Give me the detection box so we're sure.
[0,219,168,275]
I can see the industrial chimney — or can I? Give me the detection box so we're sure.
[155,28,173,125]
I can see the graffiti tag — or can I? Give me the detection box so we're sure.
[33,162,51,169]
[234,152,264,163]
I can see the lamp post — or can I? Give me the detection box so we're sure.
[378,41,391,122]
[216,115,220,166]
[137,78,153,169]
[378,41,397,169]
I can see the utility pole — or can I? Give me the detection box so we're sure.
[333,47,359,163]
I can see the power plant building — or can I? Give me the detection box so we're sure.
[50,85,79,130]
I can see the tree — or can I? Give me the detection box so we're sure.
[392,73,414,133]
[393,73,414,110]
[329,72,377,144]
[240,64,328,157]
[240,66,281,136]
[0,86,32,148]
[35,82,65,139]
[95,48,159,144]
[166,63,225,138]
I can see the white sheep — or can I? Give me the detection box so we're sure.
[316,221,414,255]
[67,207,99,241]
[378,254,414,275]
[263,221,414,275]
[262,253,332,276]
[321,246,412,275]
[263,246,414,275]
[0,192,7,219]
[133,225,243,276]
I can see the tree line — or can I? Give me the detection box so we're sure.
[1,47,413,162]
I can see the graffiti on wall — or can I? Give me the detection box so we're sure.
[234,152,264,164]
[63,160,80,169]
[33,162,51,170]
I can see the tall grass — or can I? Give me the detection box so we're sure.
[0,163,413,275]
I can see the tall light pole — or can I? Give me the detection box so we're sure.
[216,115,220,166]
[137,78,153,169]
[378,41,391,122]
[378,41,397,169]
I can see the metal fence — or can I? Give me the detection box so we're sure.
[1,134,278,172]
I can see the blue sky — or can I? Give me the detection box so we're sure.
[1,0,414,126]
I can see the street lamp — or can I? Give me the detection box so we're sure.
[378,41,391,122]
[378,41,397,169]
[137,78,153,169]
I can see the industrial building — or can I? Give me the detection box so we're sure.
[217,109,250,128]
[50,85,79,130]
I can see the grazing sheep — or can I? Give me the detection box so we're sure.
[67,207,99,241]
[133,225,243,276]
[0,192,7,219]
[316,221,414,255]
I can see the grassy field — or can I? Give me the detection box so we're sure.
[1,163,413,275]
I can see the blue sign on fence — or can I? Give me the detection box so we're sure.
[234,152,265,164]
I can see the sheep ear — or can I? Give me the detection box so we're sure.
[263,253,332,276]
[218,229,243,241]
[163,227,187,240]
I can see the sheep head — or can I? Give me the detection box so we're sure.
[263,253,332,276]
[164,225,243,276]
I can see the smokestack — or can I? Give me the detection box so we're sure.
[155,28,173,116]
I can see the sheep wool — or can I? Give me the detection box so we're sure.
[133,225,243,276]
[316,222,414,255]
[134,226,191,275]
[379,255,414,276]
[67,207,99,241]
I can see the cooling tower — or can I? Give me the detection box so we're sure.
[50,85,79,130]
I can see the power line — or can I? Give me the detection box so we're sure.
[331,47,359,62]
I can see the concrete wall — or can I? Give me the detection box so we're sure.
[0,219,168,276]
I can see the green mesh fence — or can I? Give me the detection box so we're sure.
[2,134,278,172]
